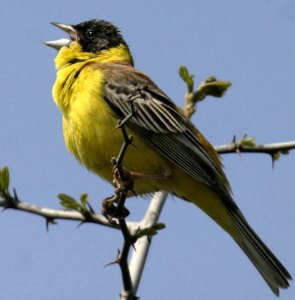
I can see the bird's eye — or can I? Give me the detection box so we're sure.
[86,30,95,38]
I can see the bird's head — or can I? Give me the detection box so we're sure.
[45,19,133,67]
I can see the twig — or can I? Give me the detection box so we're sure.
[179,66,232,119]
[0,197,134,230]
[118,220,134,294]
[118,219,137,300]
[216,140,295,155]
[1,138,294,224]
[126,191,168,296]
[103,95,141,300]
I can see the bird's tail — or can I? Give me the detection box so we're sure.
[229,208,292,296]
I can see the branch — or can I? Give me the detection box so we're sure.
[215,136,295,166]
[125,191,168,297]
[102,92,149,300]
[0,192,137,230]
[1,138,293,232]
[0,169,164,238]
[216,140,295,155]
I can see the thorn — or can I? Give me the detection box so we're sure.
[271,154,275,169]
[231,135,240,155]
[13,188,19,202]
[231,135,236,144]
[131,243,137,252]
[112,120,123,132]
[104,249,121,267]
[77,221,85,228]
[45,217,57,231]
[104,260,120,267]
[231,135,241,156]
[86,202,95,214]
[46,218,50,232]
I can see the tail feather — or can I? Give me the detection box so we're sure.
[230,210,291,296]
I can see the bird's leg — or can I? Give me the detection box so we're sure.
[103,163,170,219]
[102,99,137,221]
[101,139,133,222]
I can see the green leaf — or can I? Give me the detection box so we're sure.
[0,166,10,193]
[240,134,256,147]
[198,77,232,98]
[80,193,88,207]
[0,173,3,192]
[58,193,76,203]
[179,65,194,93]
[178,65,188,79]
[2,166,10,190]
[273,151,281,161]
[58,193,80,210]
[273,150,289,162]
[153,223,166,230]
[135,223,166,238]
[280,149,289,155]
[47,218,58,225]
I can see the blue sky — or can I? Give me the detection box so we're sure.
[0,1,294,299]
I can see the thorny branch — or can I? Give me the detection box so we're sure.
[102,98,140,300]
[0,196,115,228]
[0,66,294,300]
[1,139,294,223]
[217,139,295,156]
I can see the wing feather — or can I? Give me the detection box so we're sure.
[100,63,227,193]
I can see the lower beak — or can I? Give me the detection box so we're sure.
[45,22,77,51]
[44,38,71,50]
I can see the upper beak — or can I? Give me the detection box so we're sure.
[44,22,78,50]
[50,22,76,35]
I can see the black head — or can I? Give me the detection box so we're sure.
[72,19,127,54]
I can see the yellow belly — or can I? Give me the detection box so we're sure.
[60,69,171,194]
[55,64,237,236]
[63,98,234,234]
[63,109,173,194]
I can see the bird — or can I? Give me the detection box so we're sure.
[46,19,291,296]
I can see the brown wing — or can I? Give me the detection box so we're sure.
[95,62,228,194]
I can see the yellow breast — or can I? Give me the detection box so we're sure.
[53,62,172,194]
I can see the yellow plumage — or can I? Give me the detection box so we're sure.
[48,19,291,295]
[53,41,235,235]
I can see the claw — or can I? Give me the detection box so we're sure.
[101,195,130,222]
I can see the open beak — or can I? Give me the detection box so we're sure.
[44,22,78,50]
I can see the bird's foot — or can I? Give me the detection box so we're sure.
[101,194,130,224]
[112,165,135,195]
[101,164,134,223]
